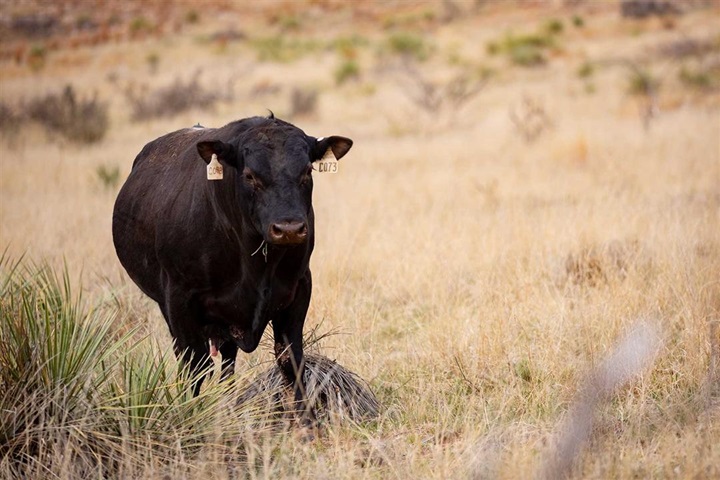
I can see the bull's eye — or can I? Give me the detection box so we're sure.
[243,168,260,188]
[301,165,313,184]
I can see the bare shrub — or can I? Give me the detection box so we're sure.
[440,0,463,23]
[509,95,553,143]
[289,87,318,117]
[249,79,282,97]
[9,13,58,38]
[620,0,682,18]
[27,85,109,144]
[0,102,25,135]
[125,74,231,121]
[624,62,661,130]
[398,61,488,116]
[656,36,718,60]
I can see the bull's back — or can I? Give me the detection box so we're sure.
[113,127,209,301]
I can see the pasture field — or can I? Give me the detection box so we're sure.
[1,1,719,478]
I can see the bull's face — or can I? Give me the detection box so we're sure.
[196,118,352,246]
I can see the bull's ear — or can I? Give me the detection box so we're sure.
[312,136,353,161]
[197,141,238,166]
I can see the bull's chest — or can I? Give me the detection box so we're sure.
[200,275,298,326]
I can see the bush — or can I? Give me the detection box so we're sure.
[129,15,154,37]
[543,18,564,35]
[146,52,160,74]
[185,9,200,24]
[274,13,302,32]
[488,32,555,67]
[96,164,120,190]
[334,59,360,85]
[577,61,594,79]
[250,35,319,62]
[289,87,318,116]
[627,67,660,96]
[0,256,255,477]
[386,32,432,61]
[486,18,566,68]
[509,43,546,67]
[125,74,225,120]
[486,41,500,56]
[0,102,24,136]
[27,44,47,72]
[27,85,109,144]
[332,34,369,60]
[678,65,718,90]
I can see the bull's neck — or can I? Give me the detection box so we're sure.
[204,167,250,249]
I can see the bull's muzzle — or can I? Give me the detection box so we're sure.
[268,221,308,245]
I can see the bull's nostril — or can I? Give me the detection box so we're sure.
[270,224,284,237]
[268,221,308,244]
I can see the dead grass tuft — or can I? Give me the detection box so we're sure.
[239,353,380,423]
[564,240,649,287]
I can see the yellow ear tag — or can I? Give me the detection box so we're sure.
[316,141,338,174]
[207,153,223,180]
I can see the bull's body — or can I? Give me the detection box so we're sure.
[112,115,352,406]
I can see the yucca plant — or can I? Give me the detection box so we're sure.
[0,256,263,477]
[99,344,231,446]
[0,256,126,458]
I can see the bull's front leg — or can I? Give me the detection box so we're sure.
[162,283,212,396]
[272,272,313,423]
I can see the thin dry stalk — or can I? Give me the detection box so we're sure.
[539,320,663,479]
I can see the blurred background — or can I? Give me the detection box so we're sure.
[1,0,718,277]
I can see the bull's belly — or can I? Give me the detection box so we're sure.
[112,211,164,303]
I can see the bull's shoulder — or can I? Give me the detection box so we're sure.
[131,127,217,170]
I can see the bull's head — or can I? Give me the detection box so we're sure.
[195,117,352,247]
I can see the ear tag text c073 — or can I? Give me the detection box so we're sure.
[207,153,223,180]
[316,140,338,174]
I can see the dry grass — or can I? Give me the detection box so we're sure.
[239,353,380,423]
[1,1,719,478]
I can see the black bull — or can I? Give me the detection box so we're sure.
[112,115,352,410]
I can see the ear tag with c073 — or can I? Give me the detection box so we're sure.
[207,153,223,180]
[316,140,338,174]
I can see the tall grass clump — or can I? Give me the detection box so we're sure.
[0,256,263,478]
